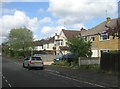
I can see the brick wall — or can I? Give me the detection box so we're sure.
[87,35,119,57]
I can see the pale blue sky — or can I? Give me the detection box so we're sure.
[1,0,119,42]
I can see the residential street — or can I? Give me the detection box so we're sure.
[2,56,119,88]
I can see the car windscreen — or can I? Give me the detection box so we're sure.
[31,57,42,61]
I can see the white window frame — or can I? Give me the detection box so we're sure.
[100,33,110,41]
[90,36,95,42]
[83,36,87,42]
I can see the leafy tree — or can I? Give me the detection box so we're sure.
[8,27,33,57]
[2,42,10,55]
[67,35,92,61]
[105,19,120,39]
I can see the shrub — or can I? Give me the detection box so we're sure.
[70,61,79,68]
[52,60,70,66]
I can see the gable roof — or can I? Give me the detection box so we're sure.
[34,39,46,46]
[62,29,81,40]
[81,18,119,36]
[34,36,55,46]
[59,46,70,50]
[45,36,54,44]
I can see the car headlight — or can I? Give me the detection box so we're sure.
[56,59,59,60]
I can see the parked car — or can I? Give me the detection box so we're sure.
[23,56,44,70]
[33,54,42,56]
[63,54,75,59]
[53,56,63,62]
[54,54,75,62]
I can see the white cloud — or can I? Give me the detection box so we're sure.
[41,26,66,38]
[33,34,39,41]
[49,0,117,17]
[2,8,16,14]
[48,0,118,29]
[39,17,52,24]
[2,0,49,2]
[0,10,39,43]
[72,23,85,29]
[37,8,45,14]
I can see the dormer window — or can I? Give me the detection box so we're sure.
[100,33,109,41]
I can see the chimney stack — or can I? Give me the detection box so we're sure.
[106,17,111,22]
[80,27,86,31]
[55,33,57,36]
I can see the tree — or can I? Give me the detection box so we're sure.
[67,35,92,61]
[8,27,33,57]
[105,19,120,39]
[2,42,10,55]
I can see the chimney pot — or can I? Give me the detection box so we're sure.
[106,17,111,22]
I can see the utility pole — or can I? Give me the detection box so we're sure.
[106,10,108,17]
[63,21,66,28]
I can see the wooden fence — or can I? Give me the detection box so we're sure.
[100,52,120,72]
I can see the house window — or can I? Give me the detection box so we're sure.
[83,36,87,41]
[42,45,43,49]
[47,44,49,48]
[55,43,56,47]
[100,33,109,41]
[61,41,63,46]
[90,36,95,42]
[57,41,60,46]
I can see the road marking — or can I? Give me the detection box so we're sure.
[5,79,8,82]
[45,69,59,74]
[2,75,12,87]
[2,76,5,79]
[8,84,11,87]
[46,70,105,88]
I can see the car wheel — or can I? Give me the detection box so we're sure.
[23,63,25,68]
[28,64,31,70]
[41,67,44,70]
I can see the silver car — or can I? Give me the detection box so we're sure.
[23,56,44,70]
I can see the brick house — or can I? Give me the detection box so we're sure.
[81,18,120,57]
[54,18,120,57]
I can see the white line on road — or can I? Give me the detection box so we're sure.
[8,84,12,87]
[2,75,12,87]
[2,76,5,79]
[5,79,8,82]
[46,69,105,88]
[45,69,59,73]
